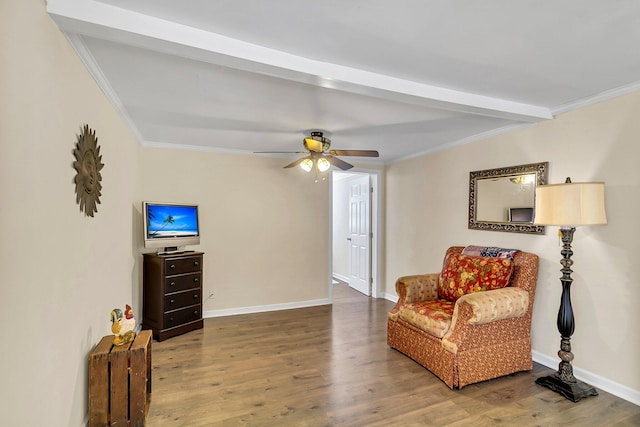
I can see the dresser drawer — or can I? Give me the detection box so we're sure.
[164,256,201,276]
[164,273,201,294]
[164,305,201,329]
[164,289,200,310]
[143,251,204,341]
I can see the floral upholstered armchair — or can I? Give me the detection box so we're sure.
[387,246,539,389]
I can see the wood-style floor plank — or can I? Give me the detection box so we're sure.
[147,283,640,426]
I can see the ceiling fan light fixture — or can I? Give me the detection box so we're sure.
[270,130,373,172]
[300,158,314,172]
[317,157,330,172]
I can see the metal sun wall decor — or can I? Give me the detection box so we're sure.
[73,124,104,217]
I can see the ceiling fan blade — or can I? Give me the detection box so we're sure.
[303,137,324,152]
[328,149,379,157]
[283,157,306,168]
[254,151,306,154]
[326,155,354,170]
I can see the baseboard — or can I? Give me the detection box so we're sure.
[203,298,331,318]
[383,292,398,303]
[332,273,349,283]
[532,350,640,406]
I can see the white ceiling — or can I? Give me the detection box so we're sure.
[48,0,640,164]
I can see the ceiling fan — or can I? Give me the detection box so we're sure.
[256,131,379,172]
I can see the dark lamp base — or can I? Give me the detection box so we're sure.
[536,375,599,402]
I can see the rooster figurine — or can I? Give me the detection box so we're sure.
[110,304,138,346]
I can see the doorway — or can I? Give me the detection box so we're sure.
[331,170,380,298]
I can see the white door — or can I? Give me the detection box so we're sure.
[348,175,371,296]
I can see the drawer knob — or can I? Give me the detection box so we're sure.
[194,277,199,283]
[194,310,199,315]
[169,317,174,321]
[194,261,199,267]
[169,264,175,269]
[170,299,175,304]
[170,282,176,287]
[193,294,198,299]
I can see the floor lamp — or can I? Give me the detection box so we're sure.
[533,177,607,402]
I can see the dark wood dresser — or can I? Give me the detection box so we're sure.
[142,251,204,341]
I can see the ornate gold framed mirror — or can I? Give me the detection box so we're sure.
[468,162,548,234]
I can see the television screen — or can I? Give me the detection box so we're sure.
[143,202,200,250]
[509,207,534,223]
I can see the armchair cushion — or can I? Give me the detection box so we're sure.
[398,300,455,338]
[438,253,513,302]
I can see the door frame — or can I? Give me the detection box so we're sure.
[329,168,382,299]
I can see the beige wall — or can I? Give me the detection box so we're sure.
[4,2,639,425]
[1,3,331,425]
[140,148,331,312]
[1,1,142,426]
[385,90,640,393]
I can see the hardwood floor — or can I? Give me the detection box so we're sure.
[147,284,640,426]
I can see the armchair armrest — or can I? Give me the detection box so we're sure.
[441,287,529,353]
[457,287,529,325]
[396,273,439,304]
[389,273,439,320]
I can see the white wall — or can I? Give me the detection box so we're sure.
[385,90,640,398]
[331,170,385,292]
[1,1,142,425]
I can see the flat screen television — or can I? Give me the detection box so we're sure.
[509,207,534,223]
[143,202,200,251]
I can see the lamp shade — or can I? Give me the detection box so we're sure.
[534,180,607,226]
[299,158,314,172]
[317,157,330,172]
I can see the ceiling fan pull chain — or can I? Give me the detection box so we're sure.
[313,165,327,183]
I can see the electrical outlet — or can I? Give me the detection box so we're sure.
[208,289,216,300]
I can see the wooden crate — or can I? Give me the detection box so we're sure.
[89,330,152,427]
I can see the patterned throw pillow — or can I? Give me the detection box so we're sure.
[438,253,514,302]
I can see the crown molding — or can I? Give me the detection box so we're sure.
[63,32,145,144]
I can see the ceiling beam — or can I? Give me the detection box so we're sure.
[47,0,553,123]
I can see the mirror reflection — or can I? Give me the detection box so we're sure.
[476,174,535,223]
[469,162,548,234]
